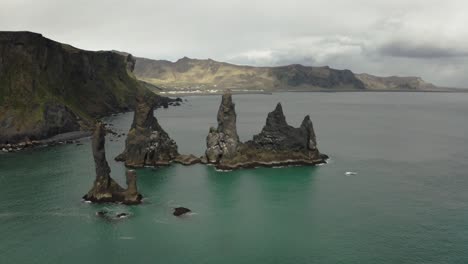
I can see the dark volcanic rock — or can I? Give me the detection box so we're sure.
[205,90,240,163]
[250,103,319,155]
[173,207,192,216]
[83,122,142,204]
[203,91,328,170]
[174,154,201,165]
[115,94,179,167]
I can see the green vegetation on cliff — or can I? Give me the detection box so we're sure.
[0,31,166,143]
[134,56,438,92]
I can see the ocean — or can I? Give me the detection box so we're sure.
[1,92,467,264]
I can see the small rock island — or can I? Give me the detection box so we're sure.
[202,91,328,170]
[83,122,142,204]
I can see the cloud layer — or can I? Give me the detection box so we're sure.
[1,0,467,87]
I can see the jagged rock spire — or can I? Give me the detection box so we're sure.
[252,103,321,152]
[264,103,288,130]
[116,93,179,167]
[83,122,142,204]
[217,90,239,141]
[205,90,240,163]
[203,93,328,170]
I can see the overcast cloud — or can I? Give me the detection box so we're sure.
[1,0,467,87]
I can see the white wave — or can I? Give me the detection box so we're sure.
[119,236,135,240]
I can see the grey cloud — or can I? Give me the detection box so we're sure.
[0,0,467,88]
[378,41,468,59]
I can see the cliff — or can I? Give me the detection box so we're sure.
[0,31,170,144]
[133,56,439,92]
[355,73,438,90]
[203,91,328,170]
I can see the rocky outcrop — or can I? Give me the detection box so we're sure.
[250,103,319,155]
[205,90,240,163]
[173,207,192,216]
[83,122,142,204]
[174,154,201,165]
[115,94,179,167]
[0,31,172,145]
[203,92,328,170]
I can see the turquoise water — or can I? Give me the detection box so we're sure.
[1,92,468,264]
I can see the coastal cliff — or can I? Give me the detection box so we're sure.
[115,93,179,167]
[0,31,171,144]
[203,91,328,170]
[83,122,142,204]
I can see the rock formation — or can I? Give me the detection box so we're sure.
[83,122,142,204]
[203,91,328,170]
[174,154,201,165]
[115,94,179,167]
[250,103,320,156]
[205,90,240,163]
[173,207,192,216]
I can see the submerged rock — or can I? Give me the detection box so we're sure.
[96,211,130,220]
[83,122,142,204]
[173,207,192,216]
[115,94,179,167]
[203,91,328,170]
[116,213,130,218]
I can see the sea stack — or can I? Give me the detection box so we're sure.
[203,91,328,170]
[83,122,142,204]
[205,90,240,163]
[115,94,179,167]
[250,103,321,157]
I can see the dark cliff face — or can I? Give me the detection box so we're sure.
[83,122,142,204]
[271,65,365,89]
[115,94,179,167]
[0,31,168,144]
[204,92,327,170]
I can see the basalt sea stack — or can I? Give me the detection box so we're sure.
[83,122,142,204]
[115,94,179,167]
[203,91,328,170]
[205,90,240,163]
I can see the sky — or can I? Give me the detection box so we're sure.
[1,0,467,88]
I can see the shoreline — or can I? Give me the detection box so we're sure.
[157,88,468,97]
[1,131,92,153]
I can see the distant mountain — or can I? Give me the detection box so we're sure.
[134,56,440,93]
[355,73,438,90]
[0,31,168,144]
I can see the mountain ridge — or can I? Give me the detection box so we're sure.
[133,56,440,93]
